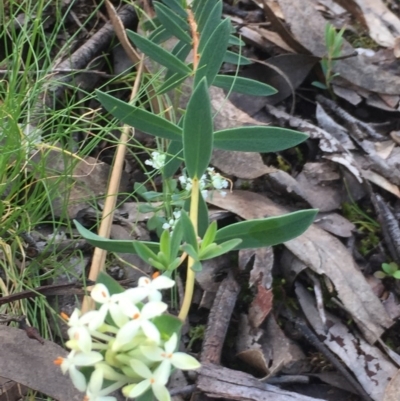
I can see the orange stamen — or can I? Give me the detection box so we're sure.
[60,312,69,321]
[152,271,160,279]
[133,313,140,319]
[54,357,64,365]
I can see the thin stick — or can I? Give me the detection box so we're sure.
[81,59,144,313]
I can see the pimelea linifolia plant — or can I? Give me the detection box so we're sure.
[55,1,318,401]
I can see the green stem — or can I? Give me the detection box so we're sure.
[178,178,199,321]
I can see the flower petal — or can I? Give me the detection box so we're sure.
[151,276,175,290]
[88,368,104,394]
[126,380,151,398]
[152,383,171,401]
[113,321,140,351]
[73,351,103,366]
[141,302,167,320]
[109,303,128,328]
[123,287,149,304]
[140,320,161,343]
[139,345,163,361]
[164,333,178,354]
[91,283,110,304]
[130,359,152,379]
[171,353,201,370]
[69,366,87,392]
[154,360,171,385]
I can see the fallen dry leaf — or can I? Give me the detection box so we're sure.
[207,190,393,342]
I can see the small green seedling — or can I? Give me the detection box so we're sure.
[374,262,400,279]
[313,23,345,93]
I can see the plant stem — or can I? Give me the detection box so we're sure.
[178,178,199,321]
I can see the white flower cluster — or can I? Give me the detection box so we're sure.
[162,210,181,232]
[179,167,229,199]
[145,152,166,170]
[55,275,200,401]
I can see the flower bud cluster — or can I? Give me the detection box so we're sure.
[54,275,200,401]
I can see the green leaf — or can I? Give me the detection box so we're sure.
[149,25,173,44]
[96,90,182,141]
[180,210,198,251]
[228,35,245,46]
[133,242,161,265]
[194,18,231,87]
[374,271,387,279]
[161,0,188,17]
[170,220,183,260]
[198,1,222,52]
[382,262,398,275]
[193,0,219,33]
[74,220,160,254]
[223,51,252,65]
[191,261,203,272]
[215,209,318,250]
[393,271,400,280]
[154,2,191,44]
[126,30,192,75]
[181,243,199,260]
[212,75,277,96]
[201,221,217,249]
[183,78,213,178]
[152,314,183,340]
[164,140,183,178]
[312,81,328,90]
[199,239,242,260]
[96,271,124,295]
[214,126,308,152]
[159,229,171,261]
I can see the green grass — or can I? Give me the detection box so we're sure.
[0,0,130,341]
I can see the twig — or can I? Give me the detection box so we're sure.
[200,270,240,364]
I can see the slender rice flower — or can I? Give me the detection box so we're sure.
[145,152,166,170]
[54,350,103,392]
[84,367,120,401]
[65,309,93,353]
[122,359,171,401]
[140,333,201,374]
[113,302,167,350]
[136,275,175,302]
[90,284,129,329]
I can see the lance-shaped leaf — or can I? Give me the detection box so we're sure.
[153,314,183,339]
[164,140,183,178]
[149,25,172,44]
[229,35,245,46]
[223,51,252,65]
[194,18,231,87]
[213,126,308,152]
[180,210,198,251]
[193,0,219,33]
[183,78,213,178]
[154,2,191,43]
[213,75,277,96]
[126,30,191,75]
[198,1,223,52]
[134,241,167,270]
[215,209,318,250]
[160,0,188,17]
[199,239,242,260]
[74,220,160,254]
[96,90,182,141]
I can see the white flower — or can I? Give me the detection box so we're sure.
[65,309,93,352]
[84,367,121,401]
[140,333,201,373]
[211,173,228,190]
[54,350,103,392]
[122,359,171,401]
[145,152,166,170]
[90,284,129,329]
[136,275,175,302]
[113,302,167,350]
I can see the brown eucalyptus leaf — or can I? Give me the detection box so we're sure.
[207,190,393,342]
[277,0,400,95]
[296,282,397,401]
